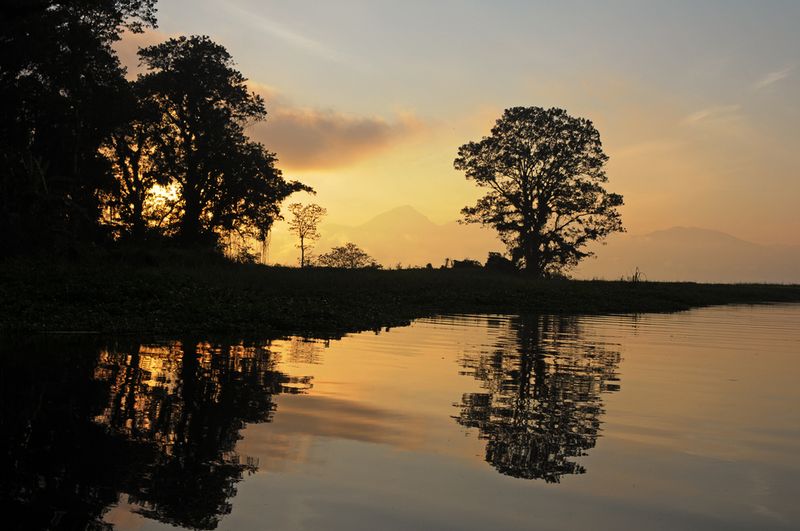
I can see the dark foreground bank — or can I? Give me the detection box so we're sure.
[2,253,799,336]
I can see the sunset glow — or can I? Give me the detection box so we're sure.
[4,3,800,528]
[118,0,800,249]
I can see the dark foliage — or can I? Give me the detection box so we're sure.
[318,242,380,269]
[484,251,515,272]
[287,203,326,267]
[0,335,307,529]
[451,258,482,269]
[101,80,168,240]
[456,107,624,277]
[3,255,799,336]
[0,0,157,254]
[136,35,309,245]
[1,7,306,255]
[455,315,621,481]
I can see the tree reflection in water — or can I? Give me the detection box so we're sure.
[454,315,621,482]
[1,337,310,530]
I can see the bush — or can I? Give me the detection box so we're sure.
[451,258,482,269]
[485,252,516,272]
[318,243,380,269]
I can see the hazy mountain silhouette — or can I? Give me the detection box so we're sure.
[574,227,800,283]
[270,205,503,267]
[359,205,436,233]
[271,208,799,282]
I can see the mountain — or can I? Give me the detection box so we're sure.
[268,205,504,267]
[269,209,799,283]
[573,227,800,283]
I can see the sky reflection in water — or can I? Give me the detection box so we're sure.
[2,305,799,530]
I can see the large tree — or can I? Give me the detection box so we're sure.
[0,0,158,253]
[212,140,311,256]
[455,107,624,277]
[137,35,273,244]
[216,142,308,235]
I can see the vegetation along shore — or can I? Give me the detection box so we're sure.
[3,252,798,338]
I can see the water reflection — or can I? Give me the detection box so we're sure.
[454,315,621,482]
[1,318,624,529]
[0,337,310,529]
[5,307,798,530]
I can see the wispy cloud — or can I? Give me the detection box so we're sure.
[754,66,794,90]
[683,104,741,125]
[222,3,361,69]
[614,140,683,159]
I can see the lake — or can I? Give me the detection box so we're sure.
[2,304,799,530]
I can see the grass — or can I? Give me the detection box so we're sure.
[2,250,799,337]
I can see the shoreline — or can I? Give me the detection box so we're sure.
[3,255,799,338]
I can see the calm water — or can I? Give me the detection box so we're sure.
[2,304,799,530]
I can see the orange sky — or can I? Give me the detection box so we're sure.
[117,1,800,249]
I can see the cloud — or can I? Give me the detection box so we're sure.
[682,104,741,125]
[754,66,794,90]
[247,84,424,170]
[221,3,361,69]
[113,34,419,172]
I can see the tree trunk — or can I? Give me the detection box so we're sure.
[131,199,145,241]
[299,236,305,268]
[522,234,544,278]
[180,189,201,244]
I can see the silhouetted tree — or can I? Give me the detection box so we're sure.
[1,335,311,529]
[0,0,157,253]
[455,107,624,277]
[0,336,156,529]
[287,203,326,267]
[318,242,380,269]
[100,340,303,528]
[455,315,621,482]
[100,80,167,240]
[137,35,298,245]
[214,141,311,245]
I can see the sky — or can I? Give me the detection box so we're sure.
[118,0,800,245]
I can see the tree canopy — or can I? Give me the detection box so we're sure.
[136,35,307,245]
[1,4,306,256]
[455,315,621,482]
[287,203,326,267]
[455,106,624,277]
[0,0,158,252]
[318,243,380,269]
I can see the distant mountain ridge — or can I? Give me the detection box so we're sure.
[269,206,799,283]
[574,226,800,283]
